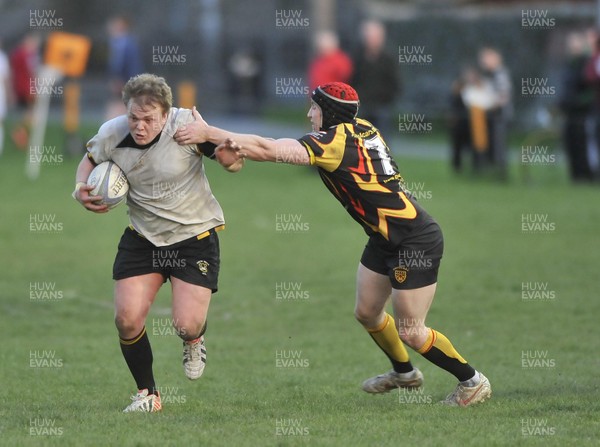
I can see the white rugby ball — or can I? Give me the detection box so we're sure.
[87,161,129,209]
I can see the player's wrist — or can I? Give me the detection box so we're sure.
[206,125,220,144]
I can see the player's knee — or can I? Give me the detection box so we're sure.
[114,313,144,337]
[398,325,428,349]
[172,317,203,340]
[354,306,378,327]
[175,324,198,340]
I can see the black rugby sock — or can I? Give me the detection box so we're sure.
[119,327,157,395]
[417,328,475,382]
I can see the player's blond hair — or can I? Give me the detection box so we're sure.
[122,73,173,115]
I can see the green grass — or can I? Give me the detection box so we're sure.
[0,125,599,447]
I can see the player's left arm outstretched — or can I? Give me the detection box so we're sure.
[174,107,309,166]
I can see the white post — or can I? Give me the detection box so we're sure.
[26,65,63,180]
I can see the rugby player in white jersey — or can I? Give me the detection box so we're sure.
[73,73,243,412]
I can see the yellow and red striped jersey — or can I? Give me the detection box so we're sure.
[298,118,434,247]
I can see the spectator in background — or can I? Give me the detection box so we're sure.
[106,16,143,118]
[448,68,472,173]
[560,31,594,182]
[308,31,353,91]
[227,46,262,115]
[451,67,497,173]
[0,40,10,157]
[584,31,600,179]
[9,32,40,149]
[351,20,400,136]
[479,47,512,180]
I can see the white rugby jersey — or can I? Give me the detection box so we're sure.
[86,107,224,247]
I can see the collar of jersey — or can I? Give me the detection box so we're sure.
[116,132,162,150]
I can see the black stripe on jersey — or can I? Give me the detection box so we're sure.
[112,130,215,158]
[197,142,217,159]
[116,132,162,150]
[300,129,339,159]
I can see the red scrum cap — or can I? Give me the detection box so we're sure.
[311,82,360,130]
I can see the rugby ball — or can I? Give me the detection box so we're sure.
[87,161,129,209]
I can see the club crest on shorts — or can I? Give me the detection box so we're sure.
[196,260,209,276]
[393,267,408,283]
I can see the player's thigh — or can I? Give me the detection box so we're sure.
[114,273,165,334]
[171,277,212,326]
[169,231,219,329]
[391,283,436,324]
[355,262,392,326]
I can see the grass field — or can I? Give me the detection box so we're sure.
[1,124,599,447]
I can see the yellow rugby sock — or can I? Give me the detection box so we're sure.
[366,313,413,373]
[417,328,475,382]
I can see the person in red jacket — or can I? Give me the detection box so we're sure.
[9,33,40,148]
[308,31,353,91]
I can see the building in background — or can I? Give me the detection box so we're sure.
[0,0,596,134]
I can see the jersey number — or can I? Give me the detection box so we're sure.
[364,136,395,176]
